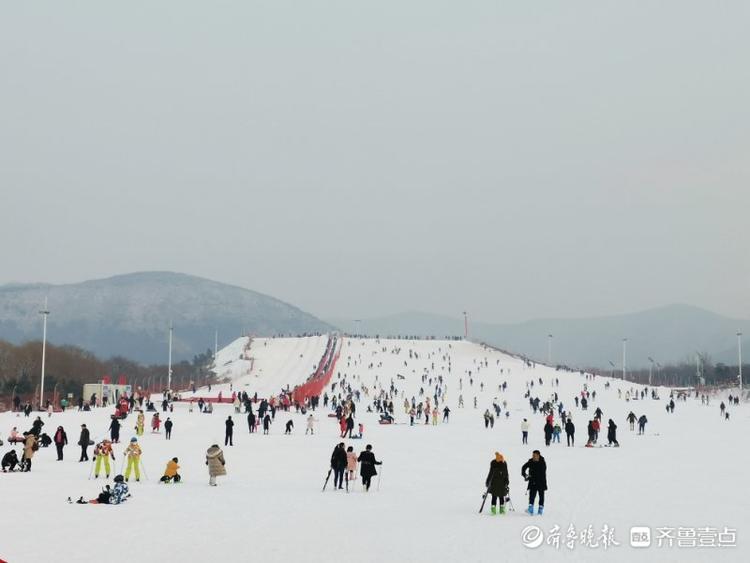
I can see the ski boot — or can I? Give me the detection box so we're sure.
[527,504,534,515]
[490,506,497,515]
[498,505,506,515]
[538,506,544,516]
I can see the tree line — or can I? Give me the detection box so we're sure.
[0,340,215,410]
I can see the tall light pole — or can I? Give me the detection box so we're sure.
[738,331,743,393]
[547,334,553,365]
[167,322,173,391]
[463,312,468,339]
[39,297,50,409]
[622,338,628,380]
[647,357,655,387]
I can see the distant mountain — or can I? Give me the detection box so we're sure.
[0,272,333,364]
[330,305,749,369]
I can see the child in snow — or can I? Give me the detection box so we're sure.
[124,437,142,482]
[160,457,181,483]
[94,439,115,479]
[346,446,357,482]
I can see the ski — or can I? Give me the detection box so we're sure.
[322,468,332,492]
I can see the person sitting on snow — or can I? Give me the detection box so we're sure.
[160,457,181,483]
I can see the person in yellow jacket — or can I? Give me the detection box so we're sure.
[94,439,115,479]
[135,411,145,436]
[123,437,142,482]
[160,457,181,483]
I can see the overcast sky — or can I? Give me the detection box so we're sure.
[1,2,748,323]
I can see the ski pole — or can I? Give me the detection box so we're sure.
[140,459,149,481]
[88,460,96,480]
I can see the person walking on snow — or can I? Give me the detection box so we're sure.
[521,419,529,444]
[357,444,382,491]
[136,410,145,436]
[306,414,316,435]
[330,442,347,490]
[607,419,619,447]
[285,420,294,434]
[346,446,358,482]
[485,452,510,515]
[521,450,547,515]
[565,418,575,447]
[225,416,234,446]
[637,414,648,435]
[206,444,226,486]
[443,406,451,422]
[94,439,115,478]
[164,417,173,440]
[543,421,553,446]
[79,424,91,461]
[124,437,142,482]
[109,417,121,443]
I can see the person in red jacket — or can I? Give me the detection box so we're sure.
[53,426,68,461]
[592,418,601,443]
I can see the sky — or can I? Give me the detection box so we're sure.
[1,1,749,324]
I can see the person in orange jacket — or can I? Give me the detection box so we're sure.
[94,439,115,478]
[160,457,181,483]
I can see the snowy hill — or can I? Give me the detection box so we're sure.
[0,272,333,363]
[1,336,747,563]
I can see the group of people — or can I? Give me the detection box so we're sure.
[484,450,547,515]
[328,442,382,491]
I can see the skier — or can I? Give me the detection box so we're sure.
[123,437,142,482]
[564,418,575,447]
[94,439,115,479]
[357,444,382,491]
[53,425,68,461]
[626,411,637,431]
[521,419,529,445]
[225,416,234,446]
[160,457,181,483]
[637,414,648,435]
[485,452,510,515]
[586,420,596,447]
[79,424,91,462]
[136,410,145,436]
[443,406,451,422]
[284,420,294,435]
[521,450,547,515]
[552,423,561,444]
[151,413,161,433]
[607,419,619,447]
[164,417,173,440]
[330,442,347,490]
[206,444,226,486]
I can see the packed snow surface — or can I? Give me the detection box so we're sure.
[2,337,747,563]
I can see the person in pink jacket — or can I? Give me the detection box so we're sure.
[346,446,357,482]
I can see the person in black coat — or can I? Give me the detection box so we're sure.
[357,444,382,491]
[565,419,575,447]
[543,422,553,446]
[79,424,90,461]
[164,418,173,440]
[607,419,619,446]
[225,416,234,446]
[521,450,547,514]
[247,411,256,433]
[2,450,19,471]
[485,453,510,514]
[330,442,347,490]
[109,417,121,443]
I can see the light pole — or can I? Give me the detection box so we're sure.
[647,357,655,387]
[622,338,628,380]
[738,331,743,393]
[547,334,553,365]
[167,322,173,391]
[463,312,468,339]
[39,297,50,409]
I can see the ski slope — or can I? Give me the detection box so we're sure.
[1,336,747,563]
[208,335,329,398]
